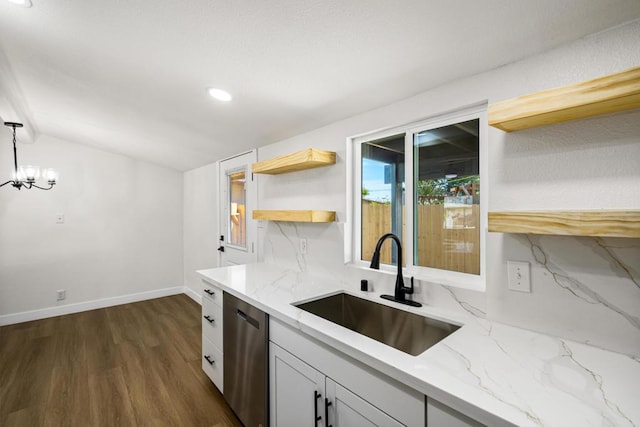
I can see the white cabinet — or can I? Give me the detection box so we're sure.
[326,378,403,427]
[270,343,325,427]
[270,343,403,427]
[269,318,425,427]
[201,280,224,392]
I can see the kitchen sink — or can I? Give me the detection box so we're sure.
[294,293,460,356]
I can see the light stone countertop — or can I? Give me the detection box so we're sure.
[197,263,640,427]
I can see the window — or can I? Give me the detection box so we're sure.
[351,106,486,289]
[227,170,247,248]
[361,134,405,266]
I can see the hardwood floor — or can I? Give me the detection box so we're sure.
[0,295,242,427]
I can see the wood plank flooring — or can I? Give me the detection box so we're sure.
[0,295,241,427]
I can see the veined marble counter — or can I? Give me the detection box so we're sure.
[197,263,640,427]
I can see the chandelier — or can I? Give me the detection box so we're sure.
[1,122,58,190]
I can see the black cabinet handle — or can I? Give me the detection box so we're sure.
[325,398,333,427]
[204,355,215,365]
[314,391,322,425]
[203,315,214,324]
[217,246,225,252]
[204,289,215,296]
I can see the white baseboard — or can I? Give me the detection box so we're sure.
[0,286,185,326]
[183,285,203,305]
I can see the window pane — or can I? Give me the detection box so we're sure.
[361,134,405,266]
[414,119,479,275]
[229,171,246,248]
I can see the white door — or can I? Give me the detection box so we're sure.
[218,150,258,266]
[270,342,326,427]
[326,378,403,427]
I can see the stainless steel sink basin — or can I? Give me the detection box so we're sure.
[295,293,460,356]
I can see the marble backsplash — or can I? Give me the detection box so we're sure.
[259,221,640,357]
[259,221,487,323]
[489,234,640,357]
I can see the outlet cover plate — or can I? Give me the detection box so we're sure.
[508,261,531,293]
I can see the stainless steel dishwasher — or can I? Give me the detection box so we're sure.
[223,292,269,427]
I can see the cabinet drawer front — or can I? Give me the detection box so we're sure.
[327,378,404,427]
[202,336,223,392]
[202,281,223,306]
[202,296,223,347]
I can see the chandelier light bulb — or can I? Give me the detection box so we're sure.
[20,165,40,182]
[42,168,59,184]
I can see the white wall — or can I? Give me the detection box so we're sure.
[184,20,640,356]
[183,163,218,301]
[0,133,184,321]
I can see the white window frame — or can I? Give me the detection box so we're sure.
[346,103,488,291]
[224,166,249,251]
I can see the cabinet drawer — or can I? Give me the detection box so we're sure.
[202,281,223,306]
[202,336,223,392]
[202,296,223,347]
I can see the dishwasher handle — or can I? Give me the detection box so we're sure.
[236,309,261,330]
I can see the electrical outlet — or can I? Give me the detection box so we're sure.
[56,289,66,301]
[300,238,308,254]
[507,261,531,292]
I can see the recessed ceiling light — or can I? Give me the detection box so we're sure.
[208,88,232,102]
[8,0,32,7]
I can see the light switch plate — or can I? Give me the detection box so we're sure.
[508,261,531,292]
[56,214,64,224]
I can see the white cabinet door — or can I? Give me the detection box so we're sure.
[326,378,404,427]
[270,342,326,427]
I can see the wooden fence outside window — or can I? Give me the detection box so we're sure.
[361,201,480,275]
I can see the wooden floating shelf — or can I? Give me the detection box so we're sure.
[488,210,640,238]
[253,210,336,223]
[252,148,336,175]
[489,66,640,132]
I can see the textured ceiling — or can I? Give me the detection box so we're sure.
[1,0,639,171]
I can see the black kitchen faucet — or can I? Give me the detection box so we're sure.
[369,233,422,307]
